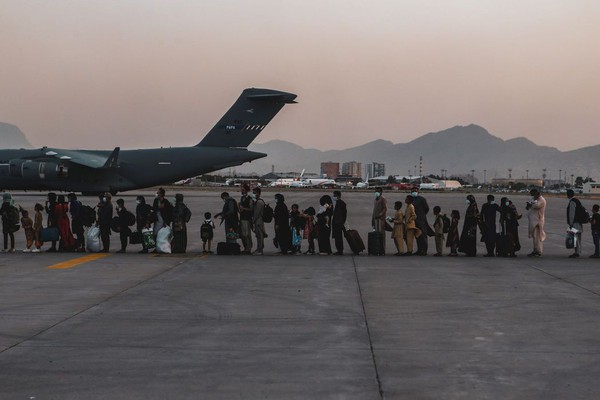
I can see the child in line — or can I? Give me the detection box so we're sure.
[301,207,316,255]
[446,209,460,256]
[21,209,34,252]
[433,206,445,257]
[591,204,599,259]
[33,203,44,252]
[201,212,215,254]
[290,204,304,254]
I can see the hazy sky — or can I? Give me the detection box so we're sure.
[1,1,599,151]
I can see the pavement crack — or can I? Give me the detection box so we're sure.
[527,264,600,298]
[352,256,385,400]
[0,258,191,356]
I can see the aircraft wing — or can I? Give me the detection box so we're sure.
[40,147,120,169]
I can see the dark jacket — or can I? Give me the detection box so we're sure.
[332,199,347,227]
[153,197,173,226]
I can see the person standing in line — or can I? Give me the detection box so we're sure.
[98,193,113,253]
[481,194,501,257]
[446,210,460,256]
[590,204,600,258]
[45,192,58,252]
[273,193,292,255]
[371,187,387,250]
[566,189,585,258]
[411,187,432,256]
[301,206,316,255]
[238,184,254,255]
[135,195,153,254]
[316,195,333,255]
[499,197,521,257]
[403,195,417,256]
[526,188,546,258]
[20,209,34,252]
[115,198,132,253]
[33,203,44,252]
[152,187,173,237]
[1,193,19,253]
[215,192,239,238]
[391,201,405,256]
[171,194,191,253]
[68,193,85,252]
[252,187,266,255]
[331,190,347,255]
[459,195,480,257]
[55,195,75,251]
[432,206,445,257]
[201,212,216,254]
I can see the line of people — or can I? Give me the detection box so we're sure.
[1,186,598,258]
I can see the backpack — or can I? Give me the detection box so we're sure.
[124,210,136,226]
[441,214,451,234]
[262,203,274,223]
[571,198,590,224]
[7,206,19,226]
[82,205,97,227]
[200,221,213,240]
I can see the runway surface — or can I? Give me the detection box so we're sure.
[1,189,599,399]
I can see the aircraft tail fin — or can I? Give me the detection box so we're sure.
[196,88,297,148]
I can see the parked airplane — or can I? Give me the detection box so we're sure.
[268,169,306,188]
[354,174,369,189]
[287,169,337,188]
[0,88,296,194]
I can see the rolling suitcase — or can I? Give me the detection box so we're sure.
[217,242,241,255]
[495,233,509,257]
[345,229,365,255]
[368,231,385,256]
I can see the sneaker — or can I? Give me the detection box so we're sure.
[23,248,32,253]
[116,249,126,253]
[31,248,40,253]
[8,248,16,253]
[569,253,580,258]
[253,251,263,256]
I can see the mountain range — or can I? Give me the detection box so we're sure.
[1,122,598,180]
[244,124,599,181]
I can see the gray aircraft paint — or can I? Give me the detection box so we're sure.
[0,88,297,194]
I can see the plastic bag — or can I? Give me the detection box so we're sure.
[156,226,173,254]
[86,226,102,253]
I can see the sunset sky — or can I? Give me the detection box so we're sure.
[1,1,599,151]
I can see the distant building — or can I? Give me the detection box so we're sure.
[583,182,600,194]
[341,161,362,178]
[365,162,386,178]
[491,178,543,187]
[320,162,340,179]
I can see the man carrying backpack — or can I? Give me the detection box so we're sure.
[567,189,588,258]
[215,192,239,238]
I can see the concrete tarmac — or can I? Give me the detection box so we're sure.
[1,189,599,399]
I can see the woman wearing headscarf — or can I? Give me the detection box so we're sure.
[55,194,75,251]
[316,195,333,255]
[171,193,191,253]
[458,195,480,257]
[273,193,292,255]
[500,197,522,257]
[1,192,19,252]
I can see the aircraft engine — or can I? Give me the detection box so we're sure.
[9,160,68,179]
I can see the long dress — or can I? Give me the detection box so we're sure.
[317,207,332,254]
[171,203,189,253]
[55,203,75,250]
[459,204,479,256]
[500,205,521,254]
[274,202,292,254]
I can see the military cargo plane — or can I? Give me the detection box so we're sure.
[0,88,296,194]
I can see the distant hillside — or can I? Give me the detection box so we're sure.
[240,124,600,180]
[0,122,32,148]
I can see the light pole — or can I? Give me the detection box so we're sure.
[526,169,529,181]
[483,169,487,184]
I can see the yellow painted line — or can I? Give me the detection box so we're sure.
[48,253,112,270]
